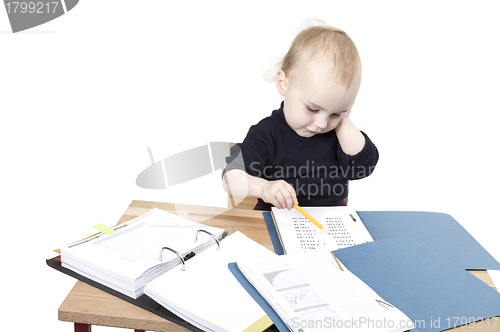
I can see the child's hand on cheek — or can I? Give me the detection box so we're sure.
[344,105,352,118]
[335,106,352,129]
[261,180,298,210]
[340,106,352,122]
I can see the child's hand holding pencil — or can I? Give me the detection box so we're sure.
[260,180,298,210]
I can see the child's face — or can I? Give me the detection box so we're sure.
[277,59,360,138]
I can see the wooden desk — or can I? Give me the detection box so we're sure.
[57,200,500,332]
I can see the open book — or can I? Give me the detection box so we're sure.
[237,251,413,332]
[145,231,276,332]
[271,206,373,255]
[60,208,228,299]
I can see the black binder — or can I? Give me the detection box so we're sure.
[48,225,280,332]
[47,255,204,332]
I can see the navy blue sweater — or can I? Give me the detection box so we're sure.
[224,103,379,208]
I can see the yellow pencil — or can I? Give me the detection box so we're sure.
[293,205,329,234]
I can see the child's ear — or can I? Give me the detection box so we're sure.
[276,70,288,96]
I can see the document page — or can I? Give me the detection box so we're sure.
[238,252,413,332]
[60,208,224,298]
[145,231,276,332]
[91,216,217,264]
[64,209,223,277]
[272,206,373,254]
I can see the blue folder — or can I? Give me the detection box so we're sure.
[334,237,500,332]
[357,211,500,270]
[263,211,500,270]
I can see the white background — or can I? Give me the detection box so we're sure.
[1,1,499,331]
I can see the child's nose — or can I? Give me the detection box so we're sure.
[314,115,328,129]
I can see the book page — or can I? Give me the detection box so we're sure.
[144,231,276,332]
[238,252,413,332]
[272,206,373,255]
[60,209,224,295]
[90,217,214,263]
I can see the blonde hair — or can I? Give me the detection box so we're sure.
[280,22,361,88]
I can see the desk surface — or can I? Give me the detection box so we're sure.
[57,200,499,332]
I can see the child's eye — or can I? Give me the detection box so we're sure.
[307,106,342,118]
[307,106,319,113]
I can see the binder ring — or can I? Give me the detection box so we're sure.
[159,247,186,271]
[195,229,220,250]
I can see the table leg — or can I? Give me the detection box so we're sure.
[74,323,91,332]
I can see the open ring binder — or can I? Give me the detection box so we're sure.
[159,247,186,271]
[195,229,220,250]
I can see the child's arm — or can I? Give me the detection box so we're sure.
[335,115,366,155]
[334,109,379,180]
[222,169,298,210]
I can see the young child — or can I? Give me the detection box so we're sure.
[223,23,379,211]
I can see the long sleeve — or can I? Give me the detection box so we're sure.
[336,131,379,180]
